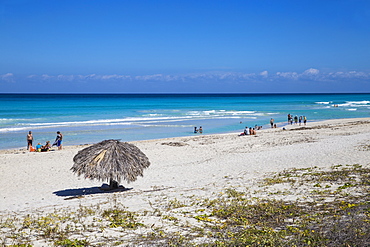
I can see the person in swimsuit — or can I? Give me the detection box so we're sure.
[27,131,33,150]
[55,131,63,150]
[41,141,51,152]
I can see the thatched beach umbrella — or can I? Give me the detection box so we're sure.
[71,139,150,189]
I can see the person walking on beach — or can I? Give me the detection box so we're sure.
[54,131,63,150]
[27,131,33,150]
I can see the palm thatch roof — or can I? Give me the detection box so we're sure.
[71,139,150,184]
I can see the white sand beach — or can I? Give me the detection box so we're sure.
[0,118,369,245]
[1,118,369,213]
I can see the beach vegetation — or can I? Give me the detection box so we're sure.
[1,164,369,246]
[166,198,187,210]
[102,208,144,229]
[54,238,89,246]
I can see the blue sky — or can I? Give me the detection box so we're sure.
[1,0,369,93]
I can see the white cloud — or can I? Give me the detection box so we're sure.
[19,69,370,85]
[328,71,370,79]
[0,73,14,82]
[276,71,299,80]
[260,71,268,77]
[41,74,54,80]
[303,68,320,75]
[57,75,74,81]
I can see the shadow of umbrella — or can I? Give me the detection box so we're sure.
[53,187,133,198]
[71,139,151,190]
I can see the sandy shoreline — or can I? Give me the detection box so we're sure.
[1,118,369,215]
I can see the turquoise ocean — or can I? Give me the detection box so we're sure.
[0,93,369,150]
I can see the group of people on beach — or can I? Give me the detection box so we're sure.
[270,118,277,128]
[194,126,203,134]
[27,131,63,152]
[239,126,259,136]
[239,114,309,136]
[287,114,307,126]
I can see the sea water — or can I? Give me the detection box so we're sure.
[0,93,369,150]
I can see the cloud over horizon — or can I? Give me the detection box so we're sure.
[13,68,370,83]
[0,73,15,83]
[1,68,369,93]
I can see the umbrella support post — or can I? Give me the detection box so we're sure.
[109,179,119,189]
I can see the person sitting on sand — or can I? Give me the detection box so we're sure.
[239,127,249,136]
[35,143,43,152]
[41,141,51,152]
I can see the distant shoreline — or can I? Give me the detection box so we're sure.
[1,117,369,154]
[2,93,369,150]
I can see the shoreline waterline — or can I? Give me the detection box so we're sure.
[1,93,370,150]
[2,117,369,153]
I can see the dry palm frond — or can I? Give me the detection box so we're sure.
[71,139,150,183]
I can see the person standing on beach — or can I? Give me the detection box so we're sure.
[199,126,203,134]
[54,131,63,150]
[294,115,298,124]
[270,118,274,128]
[27,131,33,150]
[304,116,307,125]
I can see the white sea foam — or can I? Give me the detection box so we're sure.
[0,110,266,133]
[0,127,30,132]
[316,101,331,104]
[0,118,29,123]
[337,101,370,108]
[347,100,370,105]
[346,101,370,107]
[337,103,350,107]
